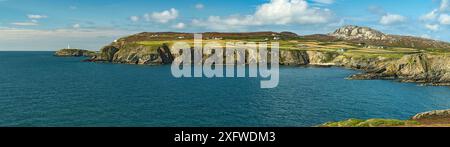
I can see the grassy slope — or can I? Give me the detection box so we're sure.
[115,31,450,60]
[134,38,450,60]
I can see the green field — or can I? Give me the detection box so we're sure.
[132,38,450,60]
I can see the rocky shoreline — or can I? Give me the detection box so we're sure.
[321,109,450,127]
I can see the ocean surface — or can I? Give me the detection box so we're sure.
[0,51,449,127]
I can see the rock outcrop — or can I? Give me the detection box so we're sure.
[321,109,450,127]
[330,25,388,40]
[329,25,450,49]
[54,49,96,57]
[347,54,450,85]
[412,109,450,123]
[91,44,177,64]
[91,46,120,62]
[280,50,309,65]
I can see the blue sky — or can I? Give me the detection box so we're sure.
[0,0,449,50]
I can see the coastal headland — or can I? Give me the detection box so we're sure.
[56,25,450,86]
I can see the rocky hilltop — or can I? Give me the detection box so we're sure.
[330,25,388,40]
[72,25,450,85]
[329,25,450,49]
[55,49,96,57]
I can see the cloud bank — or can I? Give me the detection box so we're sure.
[192,0,333,30]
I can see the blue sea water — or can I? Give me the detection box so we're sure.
[0,51,449,127]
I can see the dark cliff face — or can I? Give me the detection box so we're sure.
[280,50,309,65]
[157,44,174,64]
[93,46,119,62]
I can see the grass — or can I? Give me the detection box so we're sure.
[134,39,450,60]
[137,41,174,49]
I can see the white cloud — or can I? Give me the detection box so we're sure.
[420,0,449,25]
[73,24,81,29]
[27,14,47,19]
[440,0,449,12]
[421,34,431,39]
[11,14,48,26]
[130,16,139,22]
[192,0,332,30]
[195,3,204,9]
[421,9,439,21]
[11,22,38,26]
[312,0,334,4]
[145,8,178,23]
[379,13,406,25]
[439,14,450,24]
[425,24,439,31]
[172,22,186,29]
[254,0,331,24]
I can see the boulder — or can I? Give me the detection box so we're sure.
[412,109,450,124]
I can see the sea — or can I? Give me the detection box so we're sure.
[0,51,449,127]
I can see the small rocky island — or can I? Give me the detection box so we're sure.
[54,49,96,57]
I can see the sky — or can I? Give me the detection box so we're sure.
[0,0,449,51]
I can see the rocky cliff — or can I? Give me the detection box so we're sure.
[88,42,450,85]
[347,54,450,85]
[91,43,315,65]
[412,109,450,124]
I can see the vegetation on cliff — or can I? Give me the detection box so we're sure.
[320,109,450,127]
